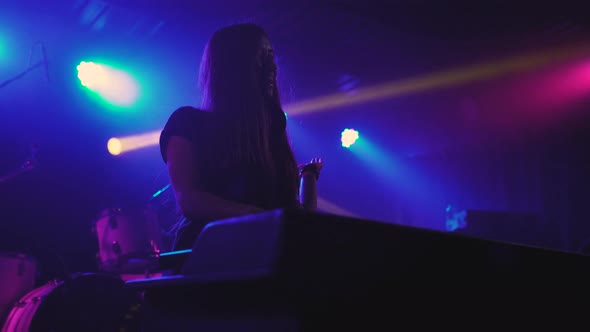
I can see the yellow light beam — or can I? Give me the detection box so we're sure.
[107,130,160,156]
[108,43,590,155]
[285,44,590,115]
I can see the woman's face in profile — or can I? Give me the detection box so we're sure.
[258,37,276,97]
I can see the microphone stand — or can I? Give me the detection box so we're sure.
[0,41,48,89]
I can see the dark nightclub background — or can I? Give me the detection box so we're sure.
[1,0,589,280]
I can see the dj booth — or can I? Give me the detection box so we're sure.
[126,209,590,331]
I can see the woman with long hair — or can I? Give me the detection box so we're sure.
[159,23,321,250]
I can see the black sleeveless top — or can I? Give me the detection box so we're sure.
[159,106,298,249]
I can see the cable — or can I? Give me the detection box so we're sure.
[27,42,43,67]
[0,62,45,89]
[0,42,48,89]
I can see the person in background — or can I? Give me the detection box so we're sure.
[159,23,322,250]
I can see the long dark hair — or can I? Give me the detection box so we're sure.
[199,23,299,205]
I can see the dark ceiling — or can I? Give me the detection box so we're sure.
[10,0,590,92]
[94,0,590,97]
[17,1,588,65]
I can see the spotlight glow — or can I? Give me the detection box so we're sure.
[107,138,122,156]
[341,128,359,148]
[77,61,108,89]
[0,35,7,64]
[77,61,139,107]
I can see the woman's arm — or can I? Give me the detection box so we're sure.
[166,136,264,221]
[299,158,323,211]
